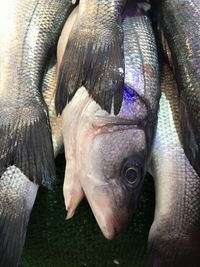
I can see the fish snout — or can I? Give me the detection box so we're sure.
[85,181,138,240]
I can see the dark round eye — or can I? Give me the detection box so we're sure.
[121,158,143,188]
[125,167,138,185]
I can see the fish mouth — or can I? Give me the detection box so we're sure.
[81,181,134,240]
[87,196,127,240]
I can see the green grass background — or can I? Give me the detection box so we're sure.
[20,155,155,267]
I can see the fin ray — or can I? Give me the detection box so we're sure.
[55,26,124,115]
[0,104,55,188]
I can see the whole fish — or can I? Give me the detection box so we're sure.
[0,0,73,265]
[61,2,160,239]
[55,0,127,116]
[146,63,200,267]
[156,0,200,177]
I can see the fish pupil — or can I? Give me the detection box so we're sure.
[125,168,138,184]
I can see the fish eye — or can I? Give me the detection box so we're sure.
[125,167,138,185]
[121,159,143,188]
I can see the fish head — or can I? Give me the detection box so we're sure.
[76,87,149,239]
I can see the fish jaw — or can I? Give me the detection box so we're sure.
[76,110,146,239]
[80,175,139,240]
[82,180,130,240]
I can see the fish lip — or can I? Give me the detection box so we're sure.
[83,183,134,240]
[95,208,132,240]
[100,222,116,240]
[93,211,122,240]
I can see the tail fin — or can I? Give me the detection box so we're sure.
[55,22,124,115]
[0,104,55,189]
[0,166,38,267]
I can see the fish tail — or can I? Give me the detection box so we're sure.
[0,166,38,267]
[55,25,124,115]
[0,104,55,189]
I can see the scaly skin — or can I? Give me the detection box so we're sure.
[0,0,73,188]
[147,63,200,267]
[60,3,160,239]
[158,0,200,177]
[55,0,127,115]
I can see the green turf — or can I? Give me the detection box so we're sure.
[20,155,155,267]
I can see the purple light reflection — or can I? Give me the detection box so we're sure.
[123,84,136,103]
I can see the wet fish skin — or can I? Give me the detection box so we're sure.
[57,6,79,73]
[55,0,127,115]
[146,63,200,267]
[0,1,73,265]
[0,0,73,188]
[0,166,38,267]
[157,0,200,177]
[62,3,160,239]
[56,6,85,217]
[62,89,85,219]
[42,60,63,157]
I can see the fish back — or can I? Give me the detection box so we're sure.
[158,0,200,177]
[147,62,200,267]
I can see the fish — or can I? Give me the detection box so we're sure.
[0,167,38,267]
[62,88,85,219]
[0,0,73,265]
[0,0,74,187]
[57,5,85,218]
[156,0,200,177]
[61,2,160,239]
[57,5,79,73]
[146,63,200,267]
[55,0,127,116]
[42,3,80,157]
[42,60,63,157]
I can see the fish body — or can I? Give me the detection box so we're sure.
[55,0,127,115]
[61,3,160,239]
[0,1,73,265]
[42,61,63,157]
[42,3,79,157]
[146,63,200,267]
[57,5,79,73]
[54,6,85,217]
[157,0,200,177]
[0,0,73,188]
[0,167,38,267]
